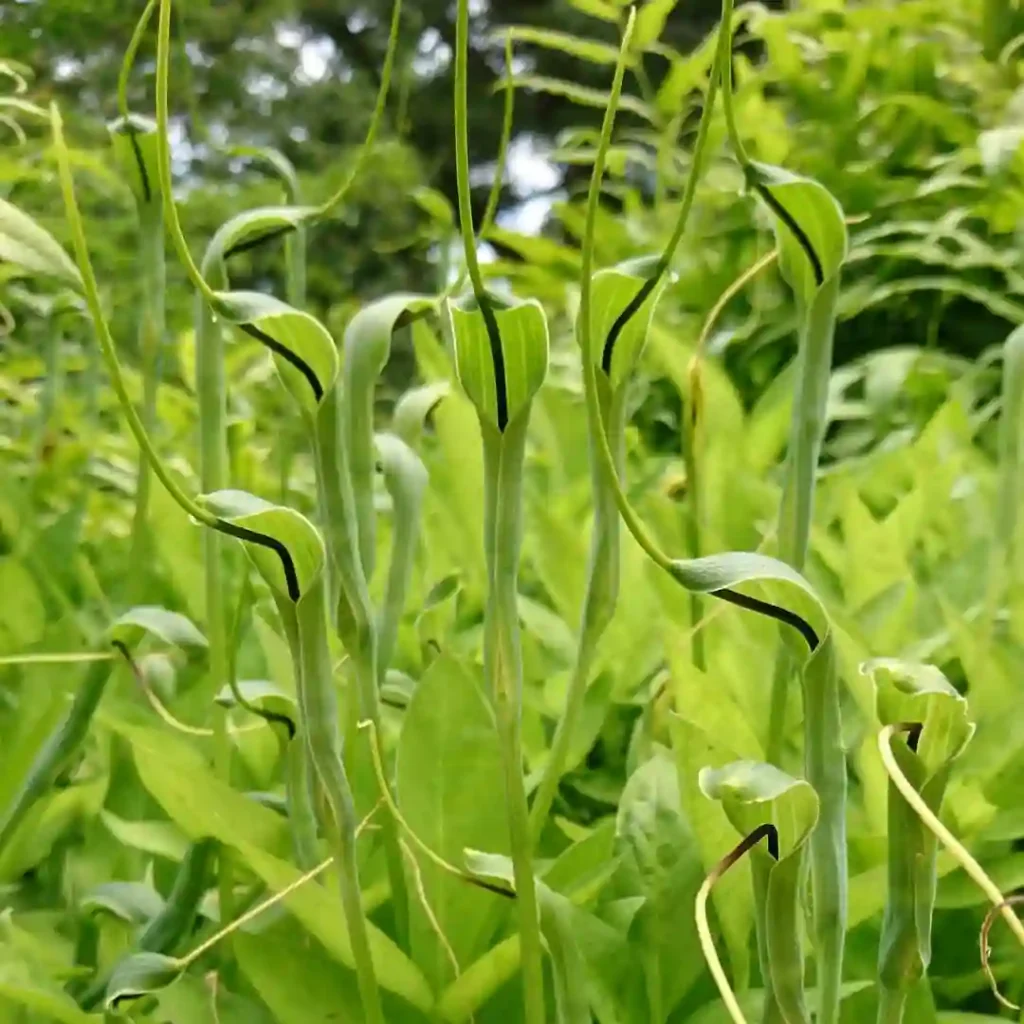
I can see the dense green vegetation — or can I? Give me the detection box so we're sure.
[2,0,1024,1022]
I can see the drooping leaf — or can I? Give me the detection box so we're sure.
[80,882,165,926]
[447,292,549,431]
[103,952,182,1011]
[864,659,975,775]
[342,293,435,571]
[747,163,848,304]
[226,144,300,198]
[200,489,325,603]
[393,381,450,448]
[214,679,297,723]
[213,293,338,415]
[699,760,819,860]
[0,196,80,285]
[202,207,316,274]
[108,607,207,651]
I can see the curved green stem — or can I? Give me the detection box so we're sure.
[52,103,217,534]
[316,0,403,216]
[118,0,158,120]
[718,0,748,169]
[155,0,218,306]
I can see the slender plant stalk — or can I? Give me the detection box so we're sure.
[876,987,907,1024]
[765,275,840,764]
[295,579,386,1024]
[683,357,707,670]
[312,386,411,947]
[481,418,546,1024]
[128,193,166,582]
[453,0,545,1016]
[529,382,626,841]
[987,324,1024,629]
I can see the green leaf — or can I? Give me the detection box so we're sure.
[100,811,189,862]
[214,679,297,721]
[202,207,316,276]
[748,162,847,304]
[227,145,300,199]
[498,26,628,66]
[585,255,667,387]
[500,76,654,123]
[396,653,509,988]
[80,882,165,926]
[108,606,207,651]
[108,114,161,206]
[447,293,549,430]
[699,760,819,860]
[235,919,367,1023]
[103,952,182,1011]
[237,842,434,1012]
[393,381,450,448]
[108,719,287,854]
[0,196,80,286]
[213,292,339,415]
[0,978,99,1024]
[200,489,325,602]
[633,0,678,49]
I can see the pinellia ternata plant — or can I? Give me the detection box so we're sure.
[4,0,1024,1020]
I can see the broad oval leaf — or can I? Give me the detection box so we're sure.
[108,113,161,206]
[393,381,450,448]
[447,292,549,431]
[202,205,316,275]
[103,951,182,1011]
[214,291,338,415]
[748,162,847,304]
[699,760,819,860]
[81,881,165,926]
[585,255,668,388]
[108,606,207,652]
[200,489,325,602]
[0,196,80,286]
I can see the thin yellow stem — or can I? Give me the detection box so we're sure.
[878,725,1024,947]
[0,652,114,667]
[178,802,382,969]
[357,719,513,896]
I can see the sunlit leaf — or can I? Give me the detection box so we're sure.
[0,196,80,286]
